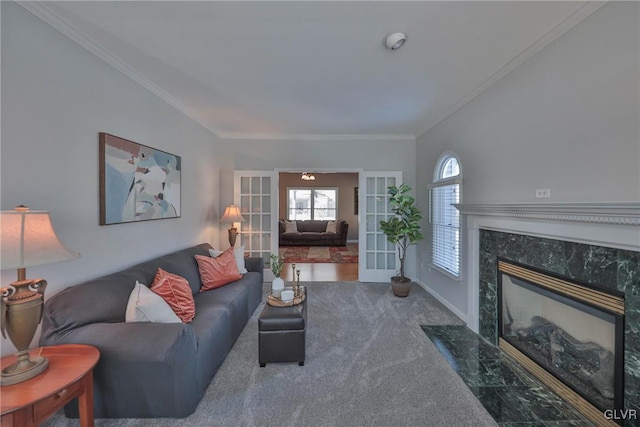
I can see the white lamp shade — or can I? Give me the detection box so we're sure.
[1,209,80,270]
[219,205,245,223]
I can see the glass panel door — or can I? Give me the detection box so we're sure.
[234,171,278,271]
[358,171,402,282]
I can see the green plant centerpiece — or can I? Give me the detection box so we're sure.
[269,253,285,298]
[379,183,424,297]
[269,253,284,278]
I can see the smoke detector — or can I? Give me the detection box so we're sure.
[384,32,407,50]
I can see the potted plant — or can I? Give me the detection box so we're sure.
[379,183,424,297]
[269,253,285,297]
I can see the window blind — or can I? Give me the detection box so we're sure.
[429,180,461,278]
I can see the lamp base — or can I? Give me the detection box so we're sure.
[228,227,238,247]
[1,353,49,386]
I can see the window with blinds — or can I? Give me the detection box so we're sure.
[429,153,462,280]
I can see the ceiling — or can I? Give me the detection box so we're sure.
[29,1,600,141]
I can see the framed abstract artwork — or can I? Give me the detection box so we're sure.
[99,133,181,225]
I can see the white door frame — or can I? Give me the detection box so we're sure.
[233,171,279,277]
[358,171,403,282]
[239,168,403,282]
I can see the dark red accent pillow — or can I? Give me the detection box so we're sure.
[196,248,242,292]
[151,268,195,323]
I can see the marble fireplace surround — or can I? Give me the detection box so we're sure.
[456,202,640,418]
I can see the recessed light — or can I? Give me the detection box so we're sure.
[384,32,407,50]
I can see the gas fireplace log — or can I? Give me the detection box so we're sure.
[512,316,615,399]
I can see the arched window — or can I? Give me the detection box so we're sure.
[429,152,462,279]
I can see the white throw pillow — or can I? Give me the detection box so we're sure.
[208,245,248,274]
[326,220,337,234]
[284,220,298,233]
[126,281,181,323]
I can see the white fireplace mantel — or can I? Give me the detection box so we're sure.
[455,202,640,226]
[455,202,640,333]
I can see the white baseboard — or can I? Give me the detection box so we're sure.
[414,278,468,324]
[347,239,359,244]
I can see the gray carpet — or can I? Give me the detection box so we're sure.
[43,282,498,427]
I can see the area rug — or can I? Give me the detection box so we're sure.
[43,282,497,427]
[278,245,358,263]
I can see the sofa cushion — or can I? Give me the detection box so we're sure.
[284,220,298,233]
[209,245,248,274]
[192,285,247,342]
[151,269,196,323]
[126,281,181,323]
[296,220,328,232]
[190,296,234,392]
[196,249,242,291]
[326,220,337,233]
[151,245,212,295]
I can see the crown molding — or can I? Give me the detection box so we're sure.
[21,1,605,144]
[455,203,640,226]
[18,1,417,143]
[416,1,608,139]
[18,1,223,138]
[215,132,416,142]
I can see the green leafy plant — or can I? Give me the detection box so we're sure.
[269,253,285,278]
[379,184,424,281]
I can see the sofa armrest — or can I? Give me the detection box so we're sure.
[44,322,200,418]
[245,257,264,273]
[339,221,349,245]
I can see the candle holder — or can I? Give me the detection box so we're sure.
[295,270,301,297]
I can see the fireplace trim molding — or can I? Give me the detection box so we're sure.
[457,202,640,333]
[455,202,640,226]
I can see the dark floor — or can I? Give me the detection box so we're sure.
[421,325,596,426]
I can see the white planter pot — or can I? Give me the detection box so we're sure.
[271,277,284,298]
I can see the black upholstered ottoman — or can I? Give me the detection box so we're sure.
[258,292,307,367]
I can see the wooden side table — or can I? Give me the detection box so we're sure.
[1,344,100,427]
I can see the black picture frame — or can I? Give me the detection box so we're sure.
[99,133,181,225]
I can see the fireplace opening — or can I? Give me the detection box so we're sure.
[497,259,625,425]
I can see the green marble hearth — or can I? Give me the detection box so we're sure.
[422,325,594,426]
[477,230,640,426]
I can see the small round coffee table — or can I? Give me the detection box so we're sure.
[0,344,100,427]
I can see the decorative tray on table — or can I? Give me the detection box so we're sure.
[267,293,305,307]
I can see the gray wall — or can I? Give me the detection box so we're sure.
[1,3,226,354]
[278,173,359,241]
[216,138,416,249]
[415,2,640,318]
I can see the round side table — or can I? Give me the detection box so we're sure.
[1,344,100,427]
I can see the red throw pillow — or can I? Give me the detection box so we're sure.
[151,268,196,323]
[196,248,242,292]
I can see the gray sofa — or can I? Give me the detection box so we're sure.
[279,219,348,246]
[39,243,263,419]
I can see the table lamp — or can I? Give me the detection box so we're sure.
[1,206,80,386]
[219,205,245,247]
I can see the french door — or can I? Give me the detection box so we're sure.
[234,171,278,273]
[358,172,402,282]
